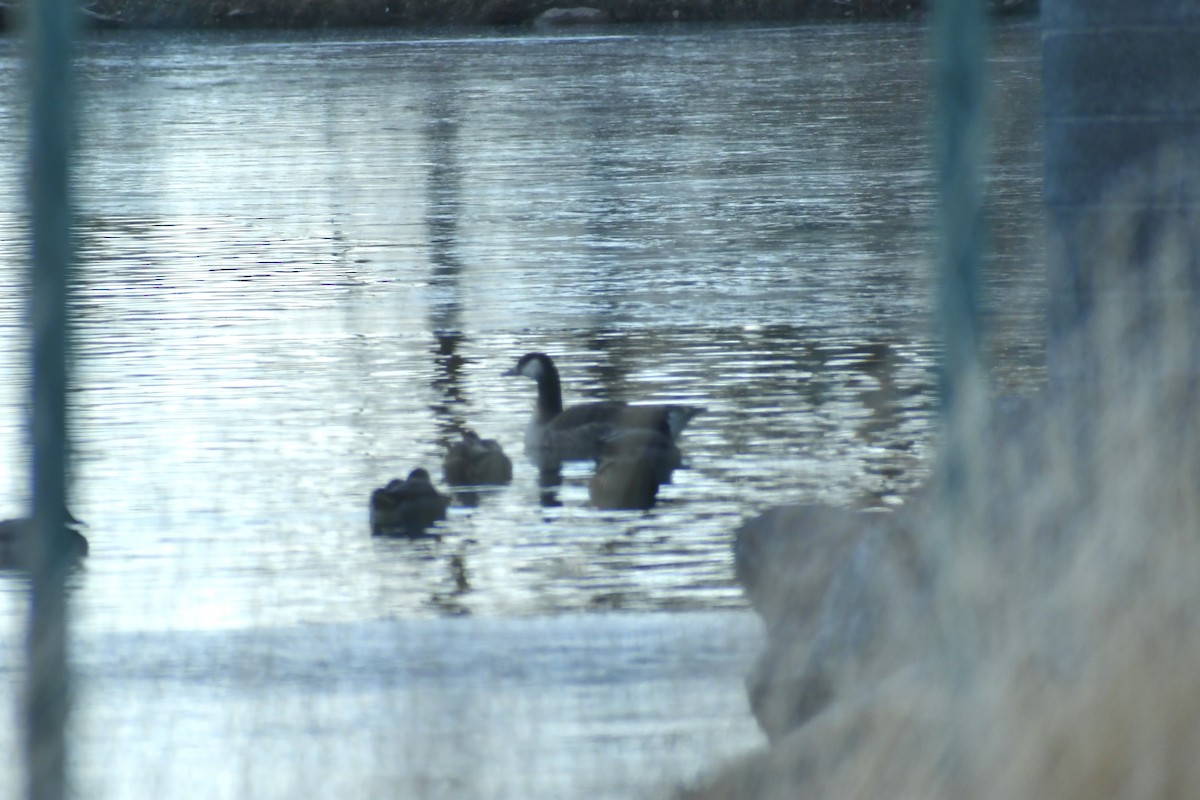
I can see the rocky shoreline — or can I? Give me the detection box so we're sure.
[0,0,1037,31]
[681,340,1200,798]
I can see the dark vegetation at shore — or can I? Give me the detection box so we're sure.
[1,0,1037,31]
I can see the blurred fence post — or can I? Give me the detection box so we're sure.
[932,0,988,513]
[1043,0,1200,390]
[930,0,989,682]
[25,0,78,796]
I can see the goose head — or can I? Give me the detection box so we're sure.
[504,352,557,382]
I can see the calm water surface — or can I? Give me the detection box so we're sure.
[0,20,1043,798]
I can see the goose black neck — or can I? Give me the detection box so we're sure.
[534,361,564,423]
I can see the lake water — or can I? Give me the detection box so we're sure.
[0,19,1043,798]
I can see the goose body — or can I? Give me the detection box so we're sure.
[0,511,89,571]
[587,428,683,510]
[443,431,513,486]
[589,454,665,511]
[504,352,704,463]
[370,468,450,536]
[596,427,682,484]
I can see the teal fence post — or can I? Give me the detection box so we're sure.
[931,0,989,682]
[933,0,988,513]
[25,0,78,795]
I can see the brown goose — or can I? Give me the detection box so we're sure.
[504,352,704,464]
[589,455,665,511]
[442,430,513,486]
[587,427,683,510]
[596,427,682,482]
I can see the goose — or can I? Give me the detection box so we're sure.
[587,427,683,510]
[442,430,513,486]
[504,352,704,463]
[589,455,664,510]
[595,427,682,483]
[369,468,451,536]
[0,510,89,571]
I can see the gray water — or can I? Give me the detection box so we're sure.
[0,20,1043,798]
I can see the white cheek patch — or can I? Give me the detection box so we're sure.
[520,359,543,379]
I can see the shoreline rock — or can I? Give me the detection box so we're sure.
[733,495,936,741]
[686,341,1200,799]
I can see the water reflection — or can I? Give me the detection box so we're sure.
[424,65,473,451]
[0,21,1047,798]
[0,22,1043,635]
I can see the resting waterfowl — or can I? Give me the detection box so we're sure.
[596,426,682,484]
[442,431,513,486]
[587,426,684,510]
[0,510,89,571]
[504,351,704,463]
[370,468,451,536]
[588,453,665,511]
